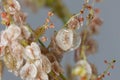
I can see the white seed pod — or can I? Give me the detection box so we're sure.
[55,28,73,51]
[20,63,37,80]
[0,24,21,47]
[24,42,41,60]
[70,30,81,51]
[6,24,21,40]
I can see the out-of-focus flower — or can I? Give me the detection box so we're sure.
[72,60,92,80]
[89,16,103,34]
[85,39,98,55]
[4,0,21,14]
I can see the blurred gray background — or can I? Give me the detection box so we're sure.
[0,0,120,80]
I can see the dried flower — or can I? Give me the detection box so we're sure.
[55,28,81,51]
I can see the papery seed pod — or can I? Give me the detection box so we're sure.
[55,28,73,51]
[0,24,21,47]
[55,28,81,51]
[72,60,92,80]
[70,30,81,51]
[24,42,41,61]
[20,63,37,80]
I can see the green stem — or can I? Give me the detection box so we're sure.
[60,73,67,80]
[38,39,46,48]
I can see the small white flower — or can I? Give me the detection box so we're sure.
[20,62,37,80]
[55,28,73,51]
[24,42,41,60]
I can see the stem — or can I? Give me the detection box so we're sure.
[0,60,3,80]
[60,73,67,80]
[38,39,46,48]
[98,59,116,79]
